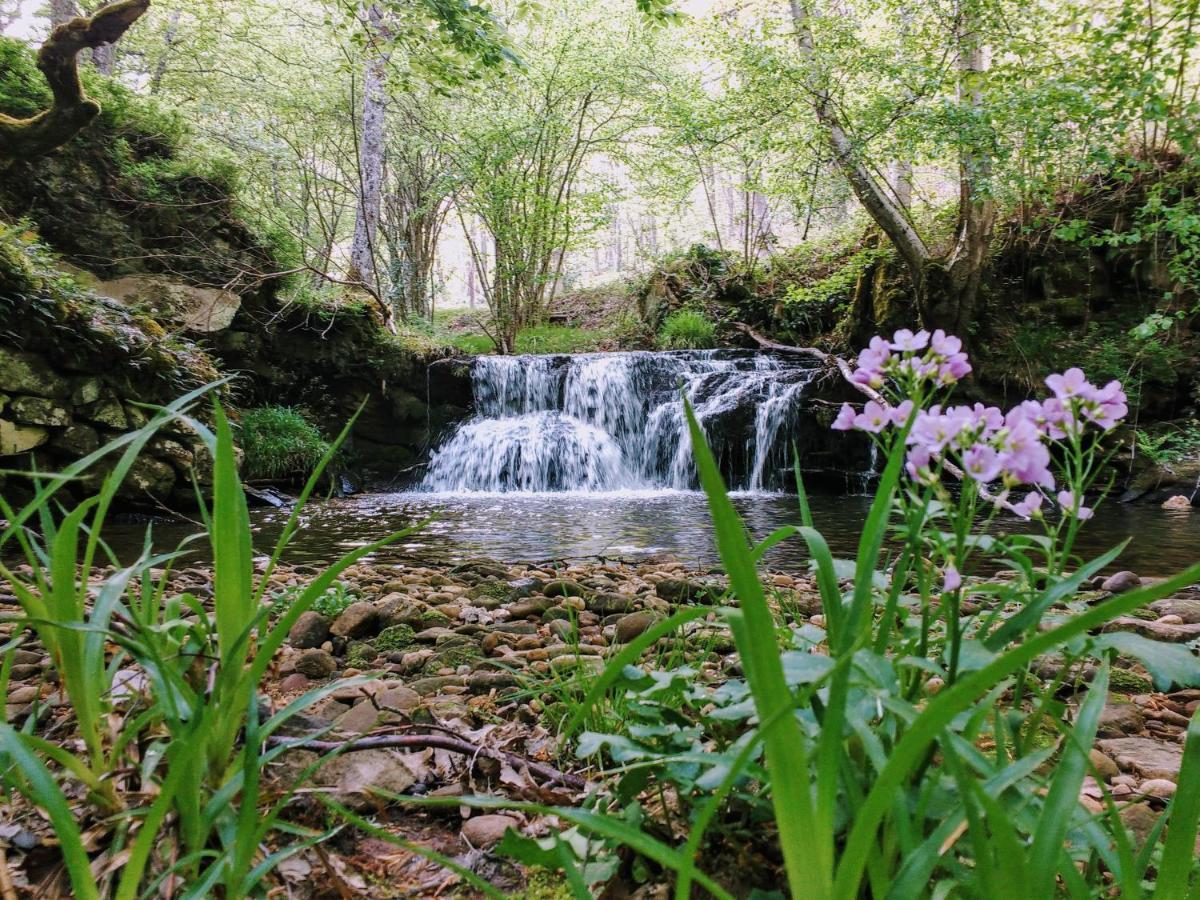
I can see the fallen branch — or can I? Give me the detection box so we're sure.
[267,733,587,791]
[0,1,151,165]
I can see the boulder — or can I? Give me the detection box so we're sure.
[1097,737,1184,780]
[93,274,242,333]
[615,611,660,643]
[0,348,67,398]
[0,419,48,455]
[1162,495,1193,511]
[288,612,331,649]
[294,648,337,679]
[656,578,718,604]
[330,602,380,639]
[1098,699,1144,737]
[1149,596,1200,624]
[9,397,69,426]
[312,749,417,810]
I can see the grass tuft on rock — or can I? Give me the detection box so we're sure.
[239,406,331,482]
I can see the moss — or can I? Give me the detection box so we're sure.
[344,641,375,670]
[375,624,417,652]
[1110,667,1154,694]
[517,870,576,900]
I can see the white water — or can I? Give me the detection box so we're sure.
[422,350,827,493]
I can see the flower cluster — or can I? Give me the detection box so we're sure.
[832,331,1128,520]
[850,329,972,391]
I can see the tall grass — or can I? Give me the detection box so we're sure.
[0,387,417,896]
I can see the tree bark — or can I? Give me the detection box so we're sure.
[350,3,388,292]
[0,0,150,167]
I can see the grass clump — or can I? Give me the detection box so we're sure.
[658,308,716,350]
[239,406,331,482]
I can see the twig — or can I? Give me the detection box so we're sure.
[0,847,18,900]
[267,733,586,791]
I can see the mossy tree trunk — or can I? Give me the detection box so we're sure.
[0,0,150,169]
[788,0,996,342]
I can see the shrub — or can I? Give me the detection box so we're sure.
[239,406,331,482]
[659,308,716,350]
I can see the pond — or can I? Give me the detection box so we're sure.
[104,489,1200,577]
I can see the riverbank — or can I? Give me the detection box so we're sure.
[2,554,1196,896]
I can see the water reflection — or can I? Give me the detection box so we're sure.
[98,490,1200,577]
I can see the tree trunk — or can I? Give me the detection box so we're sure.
[350,3,387,292]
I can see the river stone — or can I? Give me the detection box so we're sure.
[656,578,717,604]
[462,814,520,848]
[294,648,337,678]
[1097,737,1184,780]
[127,457,176,496]
[1162,495,1193,510]
[615,611,660,643]
[1149,596,1200,623]
[312,749,417,810]
[507,596,553,619]
[1098,699,1144,737]
[589,592,637,615]
[1089,749,1119,781]
[0,419,48,456]
[335,700,382,734]
[9,397,69,426]
[1118,802,1160,850]
[506,577,543,600]
[289,612,331,649]
[1102,617,1200,642]
[549,619,577,642]
[330,602,380,639]
[1101,571,1142,594]
[543,579,588,598]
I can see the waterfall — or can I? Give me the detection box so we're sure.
[422,350,830,493]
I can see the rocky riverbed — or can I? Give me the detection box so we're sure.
[1,555,1198,897]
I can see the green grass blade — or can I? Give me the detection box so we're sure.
[686,399,828,899]
[1029,664,1110,894]
[1153,709,1200,900]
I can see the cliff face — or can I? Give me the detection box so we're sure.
[0,39,464,504]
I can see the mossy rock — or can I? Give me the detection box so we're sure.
[343,641,376,670]
[421,638,482,675]
[375,624,417,652]
[1110,667,1154,694]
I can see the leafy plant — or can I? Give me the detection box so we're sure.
[659,309,716,350]
[0,388,419,896]
[239,405,332,482]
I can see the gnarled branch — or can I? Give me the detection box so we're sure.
[0,0,150,165]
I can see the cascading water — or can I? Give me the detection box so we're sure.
[422,350,846,493]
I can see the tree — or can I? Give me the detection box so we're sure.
[787,0,996,336]
[0,0,150,168]
[348,3,389,299]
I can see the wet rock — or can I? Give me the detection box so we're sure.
[1098,699,1144,737]
[294,649,337,679]
[1162,495,1193,510]
[1102,617,1200,642]
[288,611,331,649]
[1097,737,1184,780]
[330,602,380,639]
[1101,571,1141,594]
[616,611,660,643]
[462,814,520,848]
[312,749,417,810]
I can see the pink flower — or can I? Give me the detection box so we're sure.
[889,399,915,426]
[1057,490,1094,520]
[854,400,892,433]
[890,328,930,352]
[906,444,935,482]
[963,444,1002,482]
[938,353,972,384]
[832,403,857,431]
[852,367,885,389]
[1011,491,1044,519]
[943,564,962,592]
[998,420,1055,488]
[930,329,963,356]
[1045,367,1092,400]
[973,404,1005,432]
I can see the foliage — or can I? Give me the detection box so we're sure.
[0,388,418,895]
[238,406,332,482]
[658,308,716,350]
[488,332,1200,897]
[1135,421,1200,467]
